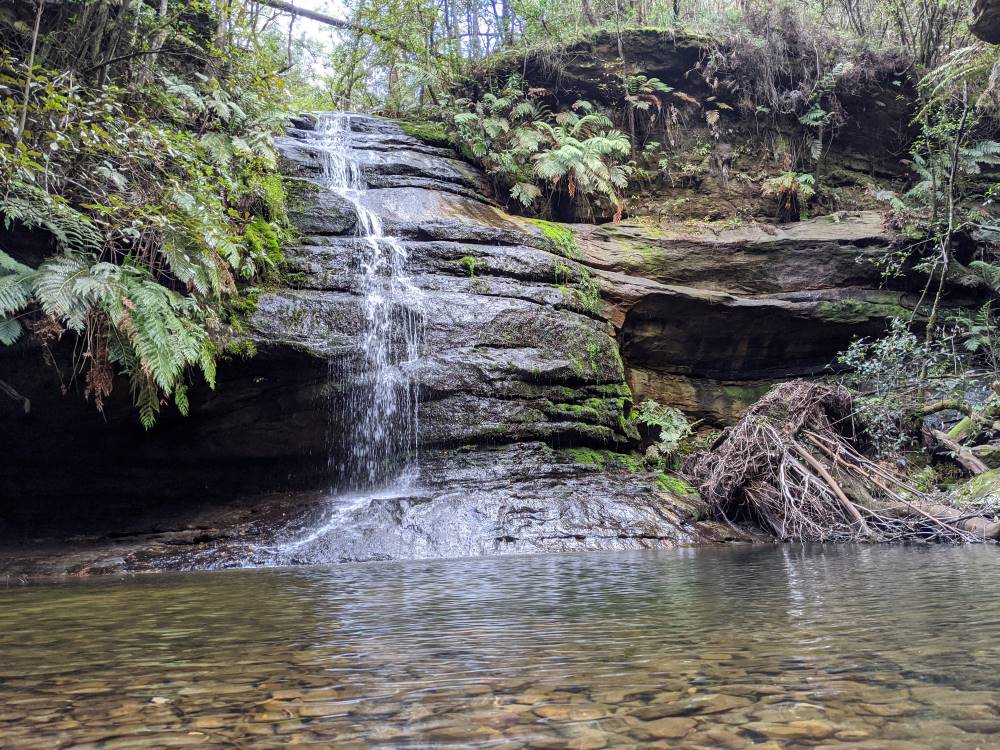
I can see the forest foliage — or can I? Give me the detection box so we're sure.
[1,0,294,426]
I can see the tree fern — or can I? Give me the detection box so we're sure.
[959,140,1000,174]
[0,273,33,318]
[0,248,32,276]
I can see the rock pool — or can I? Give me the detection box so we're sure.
[0,545,997,748]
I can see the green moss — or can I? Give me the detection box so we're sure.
[224,286,262,335]
[594,383,633,398]
[655,473,700,497]
[245,216,284,267]
[816,297,910,324]
[585,338,603,372]
[548,396,629,427]
[529,218,581,259]
[223,337,258,359]
[562,447,645,473]
[575,276,602,315]
[554,278,602,316]
[911,465,939,492]
[458,255,481,278]
[951,468,1000,505]
[566,326,624,380]
[395,119,452,148]
[259,174,288,223]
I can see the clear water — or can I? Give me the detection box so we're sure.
[1,546,997,748]
[310,114,424,489]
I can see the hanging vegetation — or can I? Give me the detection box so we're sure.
[0,0,294,426]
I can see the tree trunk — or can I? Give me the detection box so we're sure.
[15,0,45,144]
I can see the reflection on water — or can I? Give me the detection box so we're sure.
[0,545,997,748]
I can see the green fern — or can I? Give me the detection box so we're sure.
[0,273,33,318]
[0,185,103,255]
[31,253,99,333]
[970,260,1000,293]
[0,317,21,345]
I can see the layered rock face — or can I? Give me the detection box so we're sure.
[572,213,943,423]
[4,110,968,572]
[480,29,915,224]
[269,115,634,452]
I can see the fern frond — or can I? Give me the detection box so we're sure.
[0,317,22,345]
[0,186,103,256]
[31,253,96,332]
[970,260,1000,293]
[0,249,32,276]
[0,274,33,317]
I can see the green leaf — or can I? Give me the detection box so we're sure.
[0,317,22,345]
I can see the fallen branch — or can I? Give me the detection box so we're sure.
[254,0,409,48]
[685,381,997,544]
[791,440,873,537]
[925,426,989,475]
[907,399,972,423]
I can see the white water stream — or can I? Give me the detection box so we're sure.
[310,113,424,490]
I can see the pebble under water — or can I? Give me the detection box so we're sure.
[0,545,998,749]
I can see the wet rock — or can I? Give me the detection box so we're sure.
[857,701,923,717]
[696,727,749,749]
[0,113,639,527]
[953,719,1000,734]
[744,719,835,740]
[576,212,894,296]
[285,178,357,236]
[572,213,981,424]
[564,730,609,750]
[687,694,753,715]
[632,716,697,739]
[533,703,609,721]
[265,443,708,564]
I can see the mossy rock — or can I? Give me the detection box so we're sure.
[949,468,1000,506]
[656,473,699,498]
[395,120,452,148]
[528,218,581,259]
[222,337,258,359]
[561,448,646,473]
[971,443,1000,469]
[545,396,632,432]
[815,297,910,324]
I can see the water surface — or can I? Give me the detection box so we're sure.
[1,545,997,748]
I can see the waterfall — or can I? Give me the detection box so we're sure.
[309,113,424,490]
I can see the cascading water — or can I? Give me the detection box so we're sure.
[310,113,424,490]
